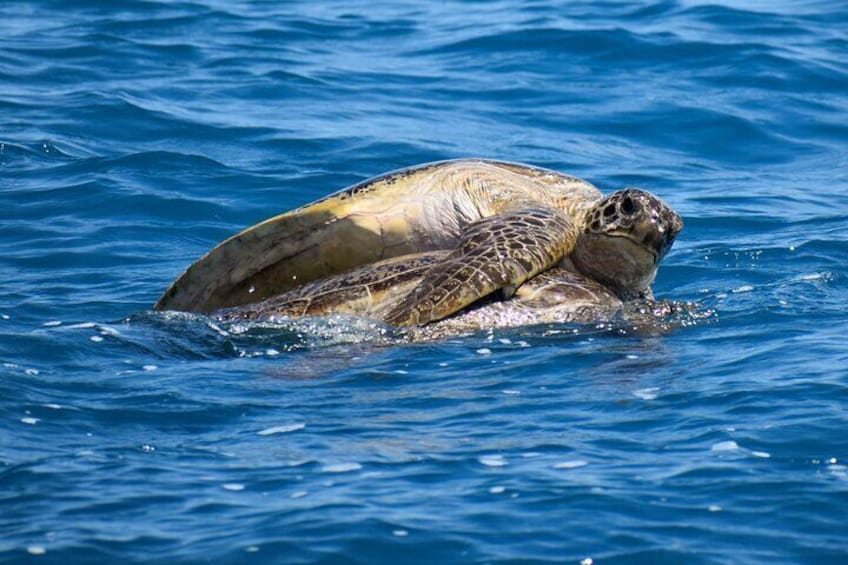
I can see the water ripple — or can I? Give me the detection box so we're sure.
[2,1,848,563]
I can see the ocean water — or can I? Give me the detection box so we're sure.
[2,0,847,562]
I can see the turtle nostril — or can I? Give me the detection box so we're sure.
[603,204,616,217]
[621,197,635,215]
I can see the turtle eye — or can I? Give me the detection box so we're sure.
[603,204,616,217]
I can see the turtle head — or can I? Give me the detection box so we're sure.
[571,189,682,300]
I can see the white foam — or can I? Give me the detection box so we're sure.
[751,451,771,458]
[285,459,311,468]
[733,285,754,293]
[265,348,280,356]
[489,485,506,494]
[476,348,492,355]
[553,460,588,470]
[26,546,46,555]
[21,417,39,425]
[502,389,521,395]
[633,387,660,400]
[222,483,245,491]
[142,365,158,372]
[43,320,62,327]
[478,455,507,467]
[392,530,409,537]
[257,423,305,436]
[322,462,362,473]
[711,441,739,452]
[290,491,308,499]
[90,336,104,343]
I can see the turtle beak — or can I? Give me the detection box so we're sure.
[643,210,683,262]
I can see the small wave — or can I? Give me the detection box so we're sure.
[0,141,78,170]
[124,310,400,358]
[146,294,715,353]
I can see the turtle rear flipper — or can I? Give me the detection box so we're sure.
[381,207,577,327]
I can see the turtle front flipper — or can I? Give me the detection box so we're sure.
[381,207,578,327]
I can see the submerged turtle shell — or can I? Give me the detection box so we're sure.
[214,250,624,333]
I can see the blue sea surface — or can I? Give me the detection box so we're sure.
[2,1,847,563]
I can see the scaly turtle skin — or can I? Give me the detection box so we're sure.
[156,159,681,327]
[381,188,680,326]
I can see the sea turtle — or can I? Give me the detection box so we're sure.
[214,251,626,334]
[155,159,682,327]
[213,186,681,333]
